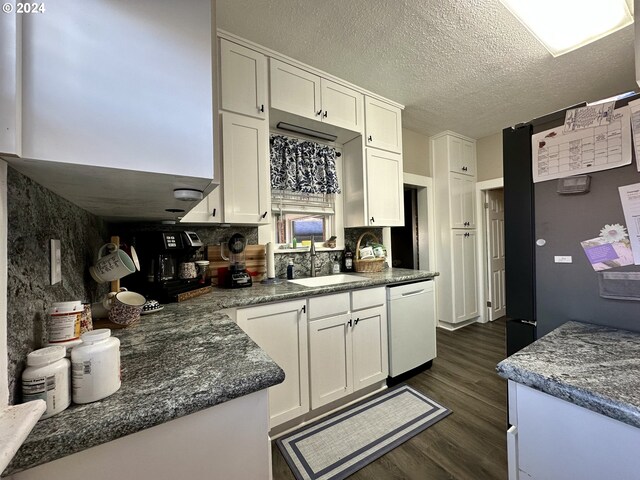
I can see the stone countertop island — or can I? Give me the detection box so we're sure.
[497,320,640,428]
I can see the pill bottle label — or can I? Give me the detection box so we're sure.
[47,312,81,343]
[22,371,69,418]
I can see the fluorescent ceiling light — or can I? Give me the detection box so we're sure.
[499,0,634,57]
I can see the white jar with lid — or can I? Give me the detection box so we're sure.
[71,329,121,404]
[22,346,71,419]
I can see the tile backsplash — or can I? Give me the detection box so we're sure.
[6,167,109,404]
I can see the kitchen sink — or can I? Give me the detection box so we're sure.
[288,274,365,287]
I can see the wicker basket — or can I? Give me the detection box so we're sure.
[354,232,385,273]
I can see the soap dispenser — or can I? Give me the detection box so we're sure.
[332,256,341,274]
[287,260,295,279]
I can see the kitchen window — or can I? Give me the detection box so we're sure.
[270,134,343,249]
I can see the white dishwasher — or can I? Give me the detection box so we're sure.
[387,280,437,378]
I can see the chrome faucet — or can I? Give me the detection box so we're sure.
[310,236,317,277]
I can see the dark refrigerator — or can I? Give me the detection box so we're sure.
[503,93,640,355]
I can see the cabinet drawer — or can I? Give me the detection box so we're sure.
[351,287,385,311]
[308,293,350,320]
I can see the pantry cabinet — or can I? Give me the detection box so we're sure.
[308,289,388,409]
[221,112,270,224]
[236,300,309,428]
[364,97,403,154]
[449,173,476,229]
[270,59,364,133]
[343,142,404,227]
[432,131,479,328]
[220,39,267,119]
[451,231,479,322]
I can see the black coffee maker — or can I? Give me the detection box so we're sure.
[127,231,209,302]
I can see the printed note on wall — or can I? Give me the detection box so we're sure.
[532,106,631,183]
[619,183,640,265]
[628,98,640,172]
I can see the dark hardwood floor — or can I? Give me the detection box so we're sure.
[272,318,508,480]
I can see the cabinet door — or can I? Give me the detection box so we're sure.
[222,112,270,224]
[20,1,214,178]
[449,173,476,229]
[448,136,476,177]
[365,149,404,226]
[452,231,478,322]
[180,187,222,224]
[309,314,353,409]
[351,306,388,391]
[0,11,21,156]
[270,59,321,121]
[236,300,308,428]
[320,79,363,133]
[220,39,267,119]
[364,97,402,153]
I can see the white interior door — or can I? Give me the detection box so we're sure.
[487,189,506,320]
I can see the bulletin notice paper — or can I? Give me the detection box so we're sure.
[619,182,640,265]
[628,98,640,172]
[532,106,631,183]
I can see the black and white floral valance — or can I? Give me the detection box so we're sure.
[270,135,341,194]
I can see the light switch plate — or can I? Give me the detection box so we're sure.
[554,255,572,263]
[50,239,61,285]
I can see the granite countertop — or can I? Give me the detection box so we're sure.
[7,268,436,475]
[497,321,640,429]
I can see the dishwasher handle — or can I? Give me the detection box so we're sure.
[400,289,425,298]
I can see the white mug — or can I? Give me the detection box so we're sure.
[89,243,136,283]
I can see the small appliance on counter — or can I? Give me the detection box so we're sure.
[123,231,210,303]
[220,233,252,288]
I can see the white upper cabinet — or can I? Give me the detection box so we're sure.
[179,186,222,224]
[0,12,21,157]
[319,79,364,132]
[364,97,403,153]
[221,112,270,224]
[220,39,267,119]
[1,1,216,220]
[270,59,364,133]
[19,1,214,179]
[366,149,404,227]
[270,59,322,121]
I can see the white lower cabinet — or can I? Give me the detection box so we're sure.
[236,287,388,429]
[309,313,354,408]
[507,381,640,480]
[308,289,388,409]
[236,300,308,428]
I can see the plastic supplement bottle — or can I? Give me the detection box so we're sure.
[71,329,121,404]
[22,346,71,419]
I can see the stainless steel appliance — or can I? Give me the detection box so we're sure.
[386,280,436,383]
[125,231,208,302]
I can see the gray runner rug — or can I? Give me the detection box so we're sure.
[276,384,451,480]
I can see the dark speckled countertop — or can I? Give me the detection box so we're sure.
[6,268,437,476]
[497,321,640,429]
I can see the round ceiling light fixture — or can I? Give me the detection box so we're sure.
[173,189,204,202]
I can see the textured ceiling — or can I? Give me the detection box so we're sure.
[217,0,636,140]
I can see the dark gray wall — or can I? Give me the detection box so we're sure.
[535,162,640,336]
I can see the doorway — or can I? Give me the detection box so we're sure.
[390,188,418,269]
[485,188,506,321]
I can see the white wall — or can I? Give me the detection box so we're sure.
[1,160,8,406]
[476,132,503,182]
[402,128,431,176]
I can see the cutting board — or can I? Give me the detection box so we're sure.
[206,244,266,285]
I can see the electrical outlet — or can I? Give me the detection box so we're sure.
[50,239,61,285]
[554,255,572,264]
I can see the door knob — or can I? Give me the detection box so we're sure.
[323,111,328,118]
[261,211,267,219]
[316,110,323,116]
[259,104,264,113]
[368,135,373,142]
[212,208,216,217]
[370,217,375,223]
